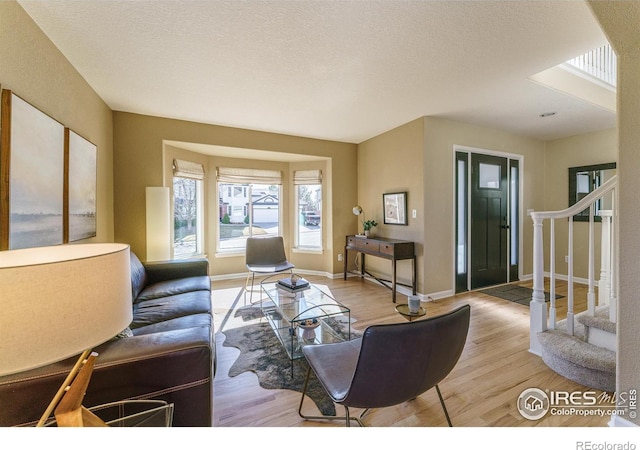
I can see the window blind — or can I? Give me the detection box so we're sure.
[173,159,205,180]
[293,169,322,185]
[217,167,282,185]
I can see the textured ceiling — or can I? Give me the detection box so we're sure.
[18,0,615,144]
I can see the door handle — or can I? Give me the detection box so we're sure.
[501,225,510,229]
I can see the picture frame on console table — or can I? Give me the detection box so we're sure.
[383,191,407,225]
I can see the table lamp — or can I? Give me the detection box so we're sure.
[0,243,133,426]
[352,205,364,235]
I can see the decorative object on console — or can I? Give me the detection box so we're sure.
[352,205,377,236]
[0,243,133,426]
[362,219,378,237]
[383,192,408,225]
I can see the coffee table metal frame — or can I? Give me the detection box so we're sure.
[260,274,351,374]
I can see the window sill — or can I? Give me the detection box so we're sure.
[292,247,323,255]
[214,251,245,258]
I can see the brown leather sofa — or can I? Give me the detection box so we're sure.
[0,251,214,427]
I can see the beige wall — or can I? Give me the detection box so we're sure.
[423,117,545,295]
[0,1,114,243]
[543,129,617,279]
[357,116,546,297]
[357,118,425,292]
[113,112,356,275]
[589,0,640,426]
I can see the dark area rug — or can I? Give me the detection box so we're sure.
[222,307,357,416]
[479,284,563,305]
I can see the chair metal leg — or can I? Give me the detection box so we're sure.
[244,272,252,306]
[244,272,261,306]
[435,384,453,427]
[298,366,365,426]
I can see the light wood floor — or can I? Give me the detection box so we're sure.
[212,275,610,428]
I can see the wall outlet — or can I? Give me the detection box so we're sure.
[338,253,343,262]
[412,209,417,218]
[565,255,569,263]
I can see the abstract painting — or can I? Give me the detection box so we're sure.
[1,90,65,249]
[67,129,97,242]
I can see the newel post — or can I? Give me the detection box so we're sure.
[530,214,548,355]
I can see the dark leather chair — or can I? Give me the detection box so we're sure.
[244,236,294,304]
[298,304,471,426]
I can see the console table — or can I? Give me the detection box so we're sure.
[343,235,416,303]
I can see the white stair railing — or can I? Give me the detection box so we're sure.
[564,44,617,88]
[529,176,617,355]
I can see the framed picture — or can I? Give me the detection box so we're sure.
[67,129,97,242]
[1,90,65,250]
[383,191,408,225]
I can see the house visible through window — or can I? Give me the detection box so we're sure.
[217,167,282,252]
[173,159,204,258]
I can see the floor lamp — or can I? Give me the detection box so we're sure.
[0,243,133,426]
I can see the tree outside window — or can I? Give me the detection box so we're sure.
[173,177,201,257]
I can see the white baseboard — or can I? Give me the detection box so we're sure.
[520,272,589,285]
[211,272,247,282]
[212,270,334,282]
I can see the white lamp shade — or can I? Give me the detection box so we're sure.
[0,243,133,376]
[352,205,363,216]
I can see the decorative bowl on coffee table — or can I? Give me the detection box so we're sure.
[299,318,320,339]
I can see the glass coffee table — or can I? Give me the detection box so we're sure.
[260,276,351,374]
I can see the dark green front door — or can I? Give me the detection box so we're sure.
[471,154,508,289]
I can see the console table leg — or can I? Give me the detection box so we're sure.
[343,248,348,280]
[392,259,397,303]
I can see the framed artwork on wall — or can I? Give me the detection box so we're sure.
[383,191,408,225]
[67,129,97,242]
[1,90,65,250]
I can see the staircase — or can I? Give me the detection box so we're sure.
[530,176,617,392]
[537,306,616,392]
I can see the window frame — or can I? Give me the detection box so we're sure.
[568,162,616,222]
[172,175,204,259]
[294,183,323,251]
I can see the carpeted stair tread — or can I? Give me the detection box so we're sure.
[555,306,611,340]
[537,329,615,374]
[576,311,616,335]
